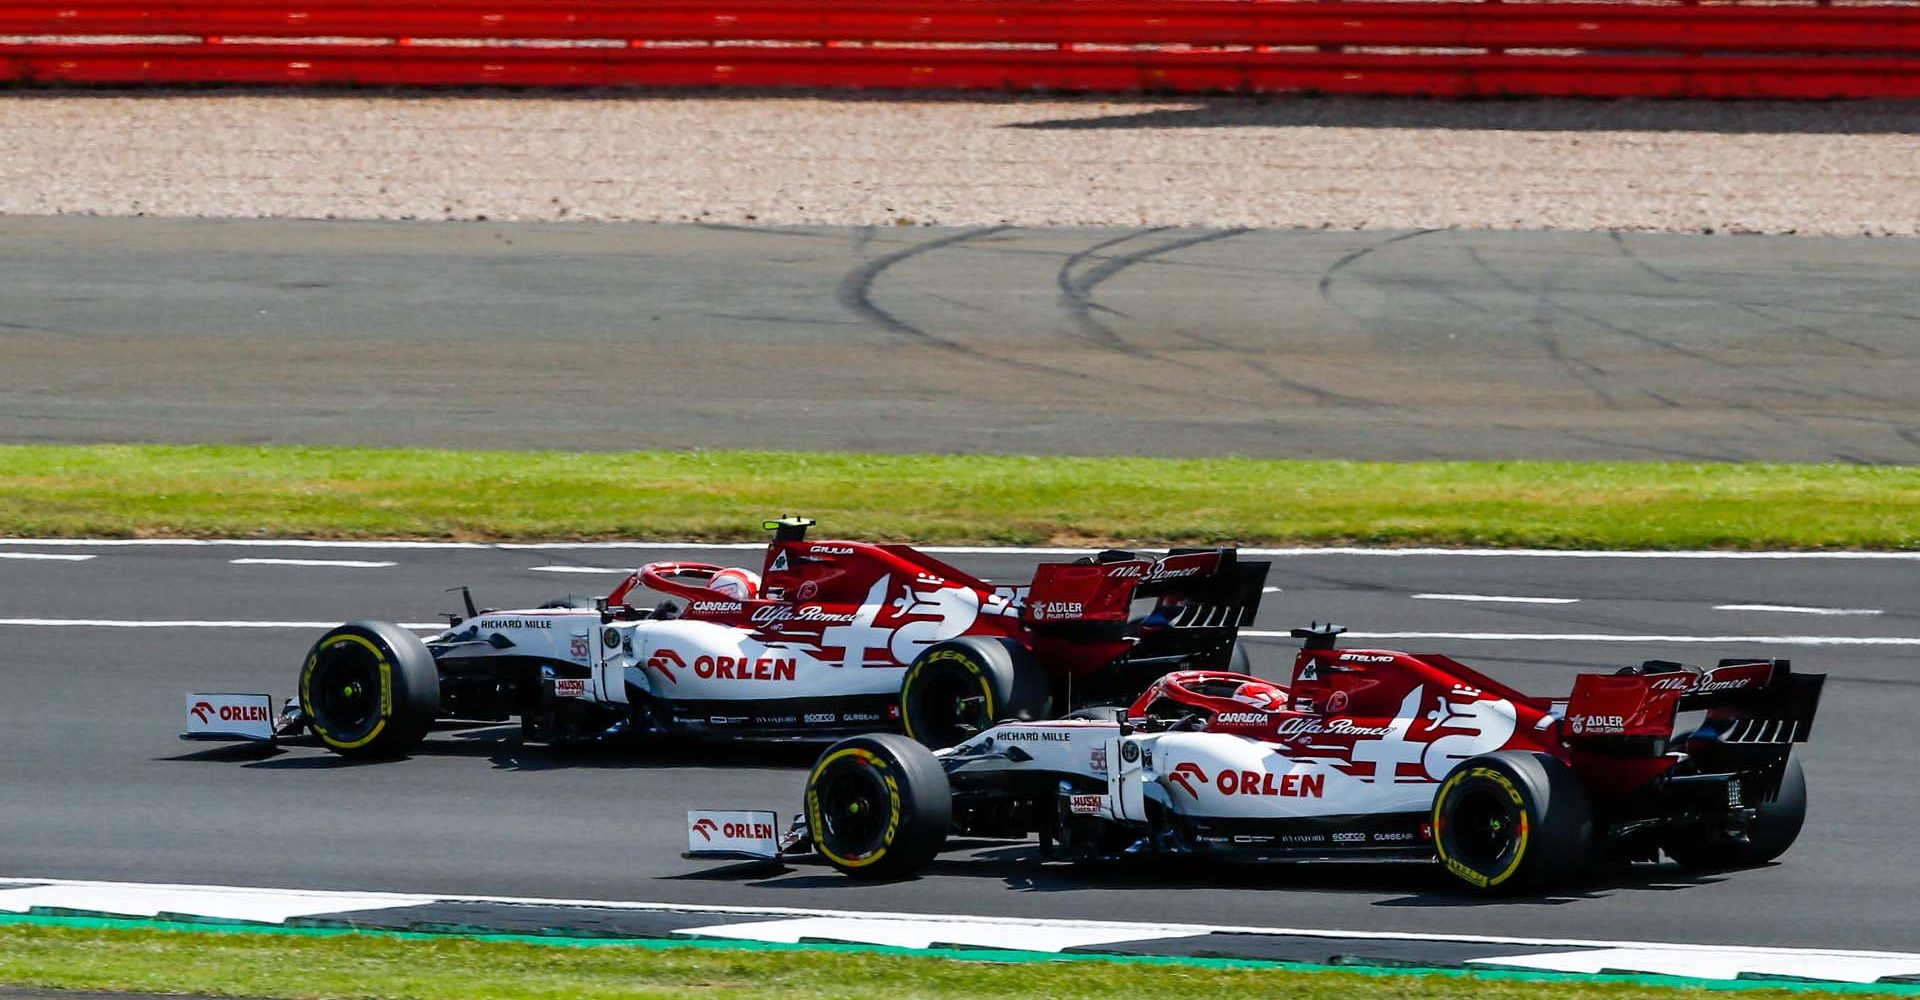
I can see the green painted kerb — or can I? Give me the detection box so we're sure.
[0,911,1914,997]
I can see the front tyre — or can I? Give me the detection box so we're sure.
[900,637,1052,749]
[806,734,950,880]
[298,621,439,760]
[1433,751,1592,892]
[1664,754,1806,869]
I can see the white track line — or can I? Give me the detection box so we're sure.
[229,558,396,569]
[0,619,442,630]
[1714,604,1884,616]
[1243,630,1920,646]
[1412,593,1579,605]
[0,552,95,561]
[2,538,1919,559]
[529,565,631,574]
[5,876,1920,969]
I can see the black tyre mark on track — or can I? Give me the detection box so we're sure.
[835,225,1089,381]
[1059,228,1252,360]
[1056,227,1166,355]
[1315,228,1442,320]
[1608,231,1683,286]
[1611,232,1878,356]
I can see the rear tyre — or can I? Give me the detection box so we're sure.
[299,621,439,760]
[806,733,950,880]
[900,637,1052,749]
[1664,754,1806,869]
[1433,751,1592,892]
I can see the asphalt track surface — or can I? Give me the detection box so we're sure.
[3,215,1919,462]
[1,542,1915,952]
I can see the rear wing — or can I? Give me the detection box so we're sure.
[1024,548,1269,665]
[1563,658,1825,753]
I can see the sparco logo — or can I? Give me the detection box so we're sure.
[690,818,718,841]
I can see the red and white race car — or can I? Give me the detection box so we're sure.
[185,518,1268,758]
[722,623,1824,891]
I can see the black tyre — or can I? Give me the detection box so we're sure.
[298,620,440,760]
[1664,754,1806,869]
[1433,751,1593,892]
[1229,640,1253,674]
[805,733,951,879]
[900,636,1052,749]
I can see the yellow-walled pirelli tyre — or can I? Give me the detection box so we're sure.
[806,733,952,880]
[900,636,1052,750]
[299,620,440,760]
[1433,751,1592,893]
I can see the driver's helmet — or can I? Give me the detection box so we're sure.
[707,567,761,601]
[1228,679,1287,711]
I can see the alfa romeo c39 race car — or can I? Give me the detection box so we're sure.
[185,518,1269,758]
[711,624,1824,892]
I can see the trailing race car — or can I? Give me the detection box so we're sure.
[185,518,1268,758]
[710,623,1823,892]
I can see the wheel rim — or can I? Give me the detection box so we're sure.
[818,763,891,858]
[310,641,382,740]
[1449,785,1519,870]
[915,671,988,745]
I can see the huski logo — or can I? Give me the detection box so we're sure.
[1167,761,1210,797]
[690,818,718,841]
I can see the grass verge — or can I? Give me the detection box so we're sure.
[0,920,1913,1000]
[0,444,1915,548]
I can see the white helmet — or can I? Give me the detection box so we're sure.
[707,567,761,601]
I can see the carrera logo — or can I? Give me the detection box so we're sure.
[1167,762,1210,797]
[690,818,718,841]
[690,600,744,614]
[1215,712,1271,725]
[190,700,214,723]
[647,648,687,684]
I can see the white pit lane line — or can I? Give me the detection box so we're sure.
[1714,603,1884,616]
[229,558,397,569]
[1412,593,1580,605]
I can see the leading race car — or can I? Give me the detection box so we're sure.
[709,623,1824,892]
[185,518,1269,758]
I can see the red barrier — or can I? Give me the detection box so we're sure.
[3,0,1919,98]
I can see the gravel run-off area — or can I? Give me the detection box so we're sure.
[3,90,1919,235]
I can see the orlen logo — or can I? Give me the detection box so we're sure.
[690,818,718,841]
[724,820,777,840]
[1169,763,1325,798]
[648,648,687,684]
[1167,762,1210,797]
[192,701,271,724]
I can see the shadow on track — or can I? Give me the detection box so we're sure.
[159,725,826,772]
